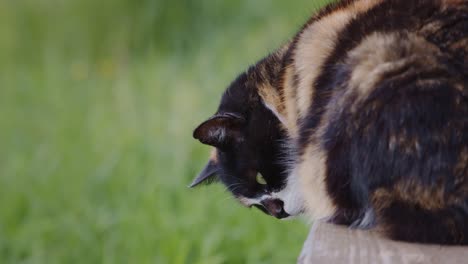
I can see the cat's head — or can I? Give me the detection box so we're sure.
[191,50,304,219]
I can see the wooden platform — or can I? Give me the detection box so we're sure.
[298,221,468,264]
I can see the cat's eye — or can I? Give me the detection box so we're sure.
[256,173,267,185]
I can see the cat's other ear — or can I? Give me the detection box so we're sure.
[189,158,219,188]
[193,113,245,149]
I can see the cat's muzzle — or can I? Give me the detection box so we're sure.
[256,199,290,219]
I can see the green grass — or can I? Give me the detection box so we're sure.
[0,0,332,263]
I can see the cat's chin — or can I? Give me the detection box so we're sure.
[279,215,298,221]
[282,208,306,220]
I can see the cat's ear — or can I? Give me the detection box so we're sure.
[189,159,218,188]
[193,113,245,149]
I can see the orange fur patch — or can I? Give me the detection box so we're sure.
[293,0,384,119]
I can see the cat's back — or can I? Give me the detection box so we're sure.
[291,0,468,244]
[290,0,467,135]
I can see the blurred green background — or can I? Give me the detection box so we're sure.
[0,0,332,263]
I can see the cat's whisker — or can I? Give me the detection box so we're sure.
[223,182,244,192]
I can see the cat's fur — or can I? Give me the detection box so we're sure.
[191,50,305,218]
[193,0,468,244]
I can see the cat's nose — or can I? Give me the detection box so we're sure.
[261,199,289,219]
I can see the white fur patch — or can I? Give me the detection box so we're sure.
[269,169,305,217]
[298,146,335,220]
[208,127,226,142]
[237,170,305,219]
[351,208,376,229]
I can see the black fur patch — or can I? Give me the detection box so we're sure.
[194,64,289,199]
[299,0,440,152]
[322,59,468,244]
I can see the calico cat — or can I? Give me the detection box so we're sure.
[192,0,468,244]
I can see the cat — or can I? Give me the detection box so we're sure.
[192,0,468,244]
